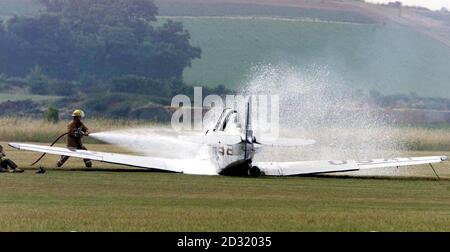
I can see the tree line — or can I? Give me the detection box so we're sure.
[0,0,202,95]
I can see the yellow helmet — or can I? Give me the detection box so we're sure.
[72,109,85,118]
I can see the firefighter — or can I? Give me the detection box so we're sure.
[56,109,92,168]
[0,145,24,173]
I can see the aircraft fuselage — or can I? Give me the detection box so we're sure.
[206,108,258,176]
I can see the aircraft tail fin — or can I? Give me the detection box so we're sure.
[244,98,254,160]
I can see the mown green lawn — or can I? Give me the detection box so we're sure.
[0,143,449,231]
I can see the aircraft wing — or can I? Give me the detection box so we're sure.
[255,137,316,147]
[254,156,448,176]
[8,143,218,175]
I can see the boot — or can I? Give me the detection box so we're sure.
[84,160,92,168]
[57,156,69,167]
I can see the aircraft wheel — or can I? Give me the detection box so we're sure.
[249,166,261,177]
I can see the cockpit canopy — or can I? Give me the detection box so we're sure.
[214,109,242,132]
[224,112,242,131]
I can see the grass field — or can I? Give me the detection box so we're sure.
[164,17,450,98]
[0,142,449,231]
[0,0,449,231]
[155,1,375,23]
[0,117,163,143]
[1,117,449,150]
[0,0,37,17]
[0,93,61,103]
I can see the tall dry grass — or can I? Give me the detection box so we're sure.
[0,117,448,150]
[280,126,450,152]
[391,127,450,151]
[0,117,167,143]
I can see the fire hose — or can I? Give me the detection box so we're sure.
[30,132,68,166]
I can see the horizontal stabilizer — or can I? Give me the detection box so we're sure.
[178,134,242,145]
[256,137,316,147]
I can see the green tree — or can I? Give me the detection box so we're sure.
[44,106,60,123]
[0,18,32,76]
[38,0,158,28]
[1,0,201,81]
[151,20,202,78]
[7,14,77,79]
[27,66,50,95]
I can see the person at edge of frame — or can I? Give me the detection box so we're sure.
[0,145,24,173]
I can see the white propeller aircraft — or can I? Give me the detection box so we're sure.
[8,103,448,177]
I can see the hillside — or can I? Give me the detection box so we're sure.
[0,0,38,17]
[153,0,450,98]
[1,0,450,98]
[156,0,376,23]
[156,0,450,51]
[156,16,450,97]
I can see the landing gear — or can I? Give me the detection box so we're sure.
[248,166,261,177]
[219,161,262,177]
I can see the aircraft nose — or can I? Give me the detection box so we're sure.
[442,156,448,161]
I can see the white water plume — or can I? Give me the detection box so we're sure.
[90,128,210,159]
[240,64,405,175]
[91,63,407,176]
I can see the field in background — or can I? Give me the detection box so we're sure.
[1,117,448,151]
[309,126,450,151]
[0,146,449,231]
[0,93,60,103]
[155,1,376,23]
[161,17,450,98]
[0,117,164,144]
[391,127,450,151]
[2,1,450,98]
[0,0,37,17]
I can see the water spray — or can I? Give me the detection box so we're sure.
[89,64,408,177]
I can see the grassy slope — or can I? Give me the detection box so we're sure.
[0,0,38,17]
[2,1,450,98]
[162,17,450,98]
[0,143,449,231]
[155,1,375,23]
[0,93,60,103]
[155,1,450,97]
